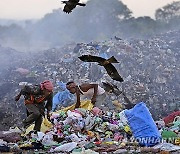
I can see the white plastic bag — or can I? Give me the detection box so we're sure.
[53,142,77,152]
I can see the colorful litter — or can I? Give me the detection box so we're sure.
[0,101,179,153]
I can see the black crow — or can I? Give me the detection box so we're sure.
[62,0,86,14]
[78,55,124,82]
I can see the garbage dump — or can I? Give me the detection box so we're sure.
[0,30,179,153]
[0,101,179,153]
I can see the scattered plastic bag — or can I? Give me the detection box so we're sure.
[53,142,77,152]
[60,100,93,112]
[72,148,99,154]
[153,143,180,151]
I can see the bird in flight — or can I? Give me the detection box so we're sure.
[102,81,122,96]
[62,0,86,14]
[102,81,134,109]
[78,55,124,82]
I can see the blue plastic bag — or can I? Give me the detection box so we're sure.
[52,82,75,111]
[58,81,67,91]
[124,102,161,147]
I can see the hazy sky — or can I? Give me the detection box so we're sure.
[0,0,177,20]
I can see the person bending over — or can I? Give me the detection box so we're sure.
[66,81,106,109]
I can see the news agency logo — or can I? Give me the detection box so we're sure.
[123,137,179,144]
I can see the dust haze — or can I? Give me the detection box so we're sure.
[0,0,179,52]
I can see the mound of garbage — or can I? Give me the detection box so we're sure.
[0,30,179,132]
[0,102,179,153]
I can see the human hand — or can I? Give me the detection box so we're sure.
[15,95,20,102]
[47,111,51,121]
[75,103,80,109]
[75,105,80,109]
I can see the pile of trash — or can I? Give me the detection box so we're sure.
[0,30,179,130]
[0,102,179,153]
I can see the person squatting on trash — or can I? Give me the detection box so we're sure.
[15,80,53,131]
[66,81,107,109]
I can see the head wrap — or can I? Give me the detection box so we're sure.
[40,80,53,92]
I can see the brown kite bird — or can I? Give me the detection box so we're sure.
[62,0,86,14]
[102,81,134,109]
[102,81,122,96]
[78,55,124,82]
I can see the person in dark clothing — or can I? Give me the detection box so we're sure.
[15,80,53,131]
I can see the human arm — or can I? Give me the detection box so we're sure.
[15,92,22,102]
[91,84,98,104]
[15,85,31,101]
[45,92,53,120]
[75,87,81,108]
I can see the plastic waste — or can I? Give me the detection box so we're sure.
[37,132,45,141]
[161,130,177,139]
[9,127,22,133]
[69,133,80,142]
[85,115,96,131]
[155,120,165,130]
[72,148,99,154]
[60,100,93,112]
[41,133,58,146]
[74,108,87,117]
[163,111,180,126]
[52,81,75,111]
[153,143,180,151]
[53,142,77,152]
[125,102,161,146]
[175,138,180,145]
[118,110,128,125]
[67,110,82,119]
[0,139,7,146]
[124,125,132,134]
[92,107,102,116]
[26,101,92,134]
[114,149,128,153]
[84,142,95,149]
[72,148,82,153]
[114,133,123,141]
[169,116,180,131]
